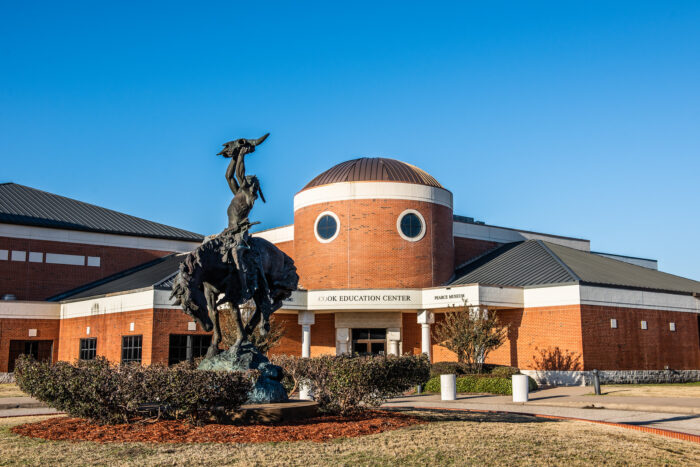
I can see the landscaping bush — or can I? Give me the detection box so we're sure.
[271,354,430,415]
[489,366,520,378]
[423,374,538,395]
[14,356,252,424]
[429,361,471,378]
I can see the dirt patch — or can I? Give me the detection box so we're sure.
[11,411,425,444]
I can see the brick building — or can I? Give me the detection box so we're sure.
[2,159,699,379]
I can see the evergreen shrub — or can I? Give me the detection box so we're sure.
[271,354,430,415]
[423,374,538,395]
[14,356,252,424]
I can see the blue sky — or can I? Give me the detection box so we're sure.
[1,1,699,279]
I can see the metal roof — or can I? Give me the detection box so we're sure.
[452,240,700,294]
[301,158,444,191]
[0,183,203,242]
[50,254,184,301]
[546,242,700,294]
[451,241,577,287]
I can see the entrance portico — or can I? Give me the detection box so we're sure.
[281,284,522,361]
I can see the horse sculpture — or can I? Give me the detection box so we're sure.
[170,232,298,358]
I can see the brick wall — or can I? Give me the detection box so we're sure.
[57,309,155,365]
[402,312,421,356]
[151,309,212,364]
[580,305,700,370]
[294,199,454,289]
[269,314,302,357]
[273,240,294,259]
[422,307,585,369]
[0,236,174,300]
[454,237,501,266]
[0,318,60,372]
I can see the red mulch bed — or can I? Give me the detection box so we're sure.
[12,411,425,444]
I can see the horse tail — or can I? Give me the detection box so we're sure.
[170,247,214,331]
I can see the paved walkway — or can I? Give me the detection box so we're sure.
[0,396,60,418]
[383,387,700,437]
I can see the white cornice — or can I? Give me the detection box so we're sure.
[293,182,453,211]
[0,301,60,320]
[253,225,294,243]
[0,223,201,253]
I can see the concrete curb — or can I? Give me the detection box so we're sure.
[402,406,700,444]
[525,400,700,415]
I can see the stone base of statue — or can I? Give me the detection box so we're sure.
[198,341,288,404]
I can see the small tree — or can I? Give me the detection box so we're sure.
[220,302,286,354]
[433,301,507,373]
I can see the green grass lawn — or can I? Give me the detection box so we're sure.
[1,410,699,466]
[596,382,700,398]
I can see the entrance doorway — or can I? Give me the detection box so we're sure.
[351,328,386,355]
[8,340,53,372]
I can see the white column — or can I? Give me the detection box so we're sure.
[417,310,435,360]
[298,311,315,359]
[297,311,315,401]
[301,325,311,358]
[387,328,401,356]
[336,328,350,355]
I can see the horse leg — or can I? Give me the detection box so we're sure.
[231,303,246,347]
[204,284,221,358]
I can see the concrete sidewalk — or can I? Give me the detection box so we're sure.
[0,396,60,418]
[384,387,700,437]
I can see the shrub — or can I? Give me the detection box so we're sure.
[271,354,430,415]
[14,356,252,424]
[423,374,538,395]
[489,366,520,378]
[430,361,471,378]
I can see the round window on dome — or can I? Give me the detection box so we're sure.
[397,210,426,242]
[314,211,340,243]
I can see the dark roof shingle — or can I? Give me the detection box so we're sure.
[0,183,203,241]
[452,240,700,294]
[51,254,184,301]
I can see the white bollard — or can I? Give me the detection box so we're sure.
[440,374,456,401]
[512,374,529,402]
[299,382,313,401]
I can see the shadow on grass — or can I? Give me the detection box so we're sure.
[384,407,560,425]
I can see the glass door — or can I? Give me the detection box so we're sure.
[351,328,386,355]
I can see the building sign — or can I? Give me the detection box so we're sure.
[317,294,412,303]
[281,285,520,310]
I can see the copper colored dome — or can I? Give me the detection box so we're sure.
[301,157,443,191]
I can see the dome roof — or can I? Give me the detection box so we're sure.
[301,157,443,191]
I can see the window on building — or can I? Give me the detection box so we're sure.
[352,328,386,355]
[397,210,426,241]
[168,334,212,365]
[641,321,648,330]
[610,318,617,329]
[315,212,339,242]
[121,335,142,364]
[670,322,676,332]
[79,338,97,360]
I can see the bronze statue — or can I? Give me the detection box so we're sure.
[171,133,299,403]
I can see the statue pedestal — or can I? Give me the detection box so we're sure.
[198,341,288,404]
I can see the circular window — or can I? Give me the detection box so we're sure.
[397,209,426,242]
[314,211,340,243]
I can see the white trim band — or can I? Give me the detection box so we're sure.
[294,182,453,211]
